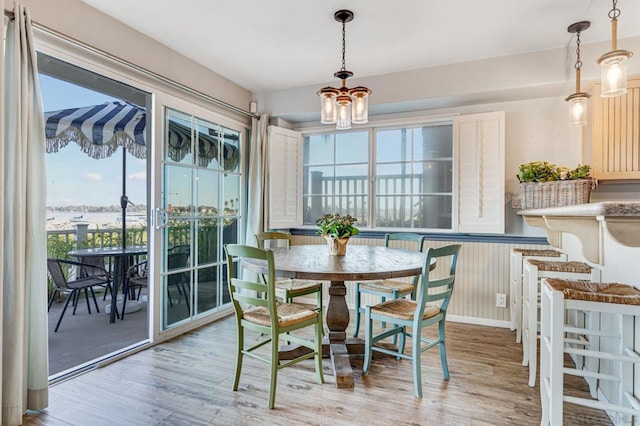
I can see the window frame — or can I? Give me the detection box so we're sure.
[300,115,457,233]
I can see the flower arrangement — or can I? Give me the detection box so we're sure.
[517,162,594,209]
[316,213,359,239]
[517,161,591,182]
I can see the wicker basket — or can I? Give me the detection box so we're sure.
[519,178,594,209]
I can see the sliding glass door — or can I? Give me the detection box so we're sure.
[159,107,242,330]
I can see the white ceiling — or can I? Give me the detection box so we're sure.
[81,0,640,95]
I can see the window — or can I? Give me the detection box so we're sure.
[375,125,453,229]
[303,131,369,226]
[302,124,453,231]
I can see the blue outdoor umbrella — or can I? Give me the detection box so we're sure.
[44,101,240,247]
[45,101,147,248]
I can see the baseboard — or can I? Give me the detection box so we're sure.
[446,314,511,329]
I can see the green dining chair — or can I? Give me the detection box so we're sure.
[353,233,426,340]
[255,231,323,317]
[362,244,462,398]
[224,244,324,409]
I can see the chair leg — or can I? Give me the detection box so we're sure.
[412,324,423,398]
[122,280,129,321]
[362,306,373,375]
[314,313,324,384]
[353,283,361,337]
[391,290,399,346]
[380,296,387,329]
[90,287,100,313]
[54,289,76,332]
[232,325,244,392]
[438,320,450,380]
[268,332,279,409]
[48,288,58,311]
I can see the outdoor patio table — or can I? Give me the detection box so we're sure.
[68,246,148,323]
[241,244,426,388]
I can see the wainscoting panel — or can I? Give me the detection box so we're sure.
[291,235,550,327]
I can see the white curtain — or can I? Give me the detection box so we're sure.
[245,113,269,246]
[1,4,49,425]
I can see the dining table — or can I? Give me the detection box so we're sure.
[68,245,148,323]
[241,243,426,388]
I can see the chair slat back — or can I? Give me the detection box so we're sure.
[225,244,277,320]
[255,231,291,249]
[47,258,69,289]
[385,233,427,285]
[416,244,462,317]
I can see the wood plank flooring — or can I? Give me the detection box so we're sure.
[24,314,612,425]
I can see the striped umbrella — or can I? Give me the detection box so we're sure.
[44,101,238,169]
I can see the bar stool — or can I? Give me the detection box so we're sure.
[540,279,640,425]
[522,259,601,387]
[510,248,567,343]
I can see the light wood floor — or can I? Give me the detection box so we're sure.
[24,314,612,425]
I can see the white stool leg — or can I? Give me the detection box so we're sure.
[540,281,552,426]
[510,251,518,332]
[548,287,565,425]
[522,262,531,367]
[527,263,539,387]
[583,310,600,399]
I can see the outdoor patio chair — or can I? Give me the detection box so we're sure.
[362,244,461,398]
[47,258,112,332]
[224,244,324,409]
[167,251,190,313]
[122,259,148,320]
[75,255,113,301]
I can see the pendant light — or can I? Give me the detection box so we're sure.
[565,21,591,127]
[597,0,633,97]
[317,10,371,130]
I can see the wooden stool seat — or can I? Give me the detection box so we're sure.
[545,278,640,305]
[526,260,592,274]
[512,248,565,257]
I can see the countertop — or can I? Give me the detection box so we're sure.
[518,201,640,217]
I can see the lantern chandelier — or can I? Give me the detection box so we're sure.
[317,10,371,130]
[565,21,591,127]
[597,0,633,97]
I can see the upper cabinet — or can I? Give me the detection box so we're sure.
[592,76,640,180]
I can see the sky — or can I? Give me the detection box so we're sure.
[41,74,147,208]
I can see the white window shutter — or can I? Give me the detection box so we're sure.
[454,111,505,234]
[267,126,302,229]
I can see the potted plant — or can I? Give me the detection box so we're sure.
[517,162,594,209]
[316,213,359,255]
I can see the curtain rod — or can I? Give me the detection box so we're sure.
[3,9,259,120]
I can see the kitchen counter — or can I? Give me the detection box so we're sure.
[518,202,640,264]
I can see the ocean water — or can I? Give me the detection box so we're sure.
[46,212,146,229]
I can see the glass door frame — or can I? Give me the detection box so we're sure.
[151,93,247,339]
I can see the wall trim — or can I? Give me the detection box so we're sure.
[447,314,511,329]
[290,228,548,245]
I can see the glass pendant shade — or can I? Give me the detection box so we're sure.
[336,95,352,130]
[598,52,630,97]
[567,95,589,126]
[318,87,339,124]
[350,86,371,124]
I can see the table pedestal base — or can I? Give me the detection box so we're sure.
[279,337,393,388]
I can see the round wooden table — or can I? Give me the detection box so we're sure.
[242,244,425,388]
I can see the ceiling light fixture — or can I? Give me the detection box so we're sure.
[565,21,591,127]
[317,10,371,130]
[597,0,633,97]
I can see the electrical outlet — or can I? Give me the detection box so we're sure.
[496,293,507,308]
